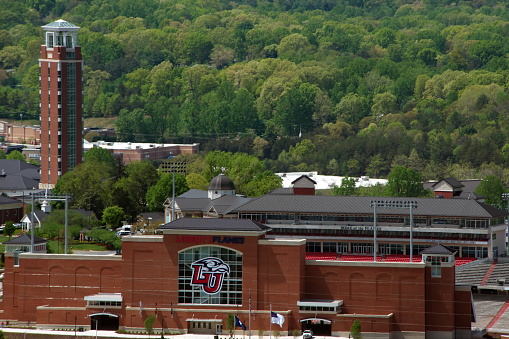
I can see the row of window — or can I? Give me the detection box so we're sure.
[276,228,488,241]
[87,301,121,307]
[305,241,488,258]
[299,306,336,312]
[240,213,501,229]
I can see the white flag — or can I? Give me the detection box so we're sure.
[270,311,285,328]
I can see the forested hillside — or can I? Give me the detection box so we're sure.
[2,0,509,181]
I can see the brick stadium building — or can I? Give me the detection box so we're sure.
[2,219,471,338]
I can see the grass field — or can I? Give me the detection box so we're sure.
[48,240,110,254]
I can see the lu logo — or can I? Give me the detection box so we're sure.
[190,257,230,294]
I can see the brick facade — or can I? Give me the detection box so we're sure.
[1,221,471,338]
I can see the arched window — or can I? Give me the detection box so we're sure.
[178,246,242,305]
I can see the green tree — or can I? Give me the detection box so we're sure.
[4,220,15,238]
[146,173,189,212]
[350,319,362,339]
[371,92,397,117]
[385,166,424,197]
[55,162,116,218]
[144,314,156,336]
[333,177,356,196]
[6,150,25,161]
[87,228,121,250]
[102,206,125,229]
[475,175,506,209]
[84,146,116,168]
[112,161,159,219]
[335,93,370,125]
[277,34,315,63]
[226,313,235,337]
[186,173,209,190]
[243,171,282,197]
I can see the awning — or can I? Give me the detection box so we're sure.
[300,318,332,324]
[88,313,119,318]
[84,293,122,302]
[297,300,343,307]
[186,319,222,322]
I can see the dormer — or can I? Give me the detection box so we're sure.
[421,244,455,278]
[291,175,317,195]
[431,178,464,199]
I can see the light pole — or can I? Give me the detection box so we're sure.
[93,318,98,339]
[502,193,509,256]
[147,217,152,234]
[370,200,418,262]
[29,192,71,253]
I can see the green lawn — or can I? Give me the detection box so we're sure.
[0,234,12,252]
[48,241,111,253]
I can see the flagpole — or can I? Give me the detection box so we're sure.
[269,304,272,339]
[249,288,252,339]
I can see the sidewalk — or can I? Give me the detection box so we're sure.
[0,329,349,339]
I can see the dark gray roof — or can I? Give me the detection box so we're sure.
[233,195,508,218]
[0,160,40,190]
[159,218,270,231]
[179,189,208,199]
[176,198,213,212]
[2,234,47,245]
[0,195,24,206]
[174,193,251,216]
[454,192,484,200]
[205,195,253,215]
[139,212,164,220]
[420,244,455,255]
[267,188,293,195]
[31,210,48,221]
[208,174,235,191]
[72,209,96,219]
[0,175,39,190]
[0,160,39,177]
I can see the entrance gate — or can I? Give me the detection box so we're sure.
[300,318,331,336]
[90,313,119,331]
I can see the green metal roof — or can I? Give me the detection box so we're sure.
[42,19,80,31]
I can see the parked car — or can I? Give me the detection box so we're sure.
[303,330,313,339]
[116,230,131,237]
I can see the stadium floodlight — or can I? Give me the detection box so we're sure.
[370,200,418,262]
[502,193,509,212]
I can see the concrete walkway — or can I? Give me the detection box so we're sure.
[0,329,349,339]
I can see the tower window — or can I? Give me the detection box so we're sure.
[46,33,54,48]
[65,35,73,48]
[56,34,64,46]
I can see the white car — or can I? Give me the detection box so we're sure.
[303,330,313,339]
[116,230,131,237]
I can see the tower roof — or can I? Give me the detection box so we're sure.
[208,174,235,191]
[42,19,80,31]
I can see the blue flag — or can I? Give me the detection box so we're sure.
[235,315,247,331]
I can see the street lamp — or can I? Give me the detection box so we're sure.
[147,217,152,234]
[370,200,418,262]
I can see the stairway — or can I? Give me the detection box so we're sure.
[480,259,498,286]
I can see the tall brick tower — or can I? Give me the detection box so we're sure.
[39,19,83,189]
